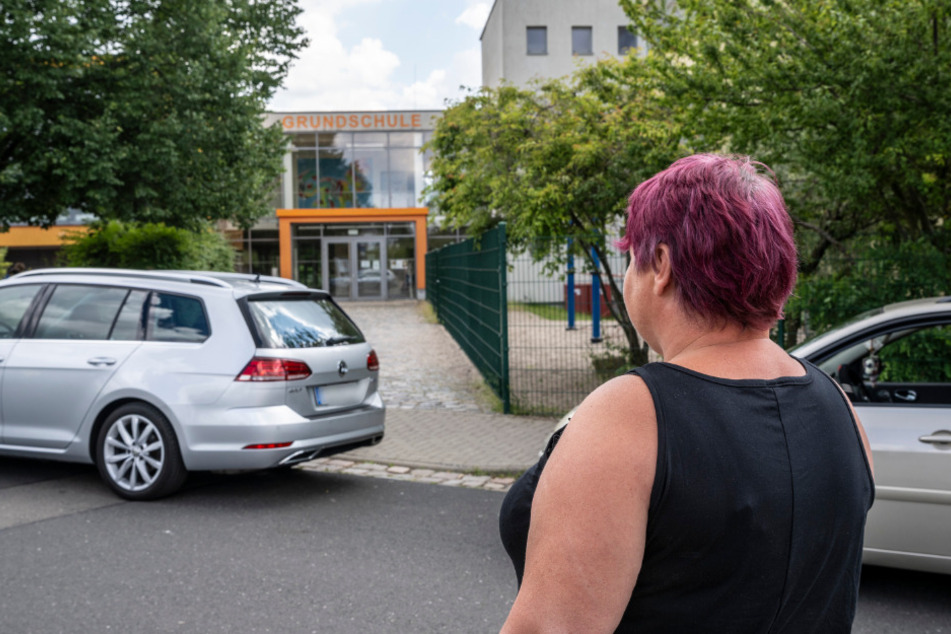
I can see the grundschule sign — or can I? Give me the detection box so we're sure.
[264,110,442,132]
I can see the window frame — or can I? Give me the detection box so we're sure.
[526,26,548,55]
[144,291,212,344]
[31,283,132,341]
[572,26,593,56]
[618,26,638,56]
[0,283,45,339]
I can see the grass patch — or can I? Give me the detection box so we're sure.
[418,300,439,324]
[473,379,506,413]
[510,302,617,323]
[511,302,591,322]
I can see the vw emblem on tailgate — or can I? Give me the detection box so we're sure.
[337,360,348,377]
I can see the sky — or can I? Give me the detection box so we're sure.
[267,0,492,113]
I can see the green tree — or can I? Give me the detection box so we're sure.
[426,59,684,364]
[621,0,951,342]
[0,0,306,230]
[61,220,236,270]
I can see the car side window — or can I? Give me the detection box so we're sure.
[110,290,149,341]
[876,324,951,384]
[822,322,951,405]
[34,285,129,340]
[0,284,43,338]
[146,292,209,343]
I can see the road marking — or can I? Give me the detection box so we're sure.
[0,474,123,530]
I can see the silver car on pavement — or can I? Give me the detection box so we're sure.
[0,268,384,500]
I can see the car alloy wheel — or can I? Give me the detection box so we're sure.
[96,403,186,500]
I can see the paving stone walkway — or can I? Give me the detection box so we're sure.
[301,300,558,492]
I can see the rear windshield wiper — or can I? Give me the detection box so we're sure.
[325,335,358,346]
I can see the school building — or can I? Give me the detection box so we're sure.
[2,110,450,301]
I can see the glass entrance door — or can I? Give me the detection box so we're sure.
[327,241,352,299]
[355,241,383,299]
[324,238,386,300]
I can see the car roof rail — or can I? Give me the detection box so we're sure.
[15,268,235,289]
[164,271,308,289]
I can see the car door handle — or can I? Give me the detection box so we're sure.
[918,431,951,446]
[87,357,117,367]
[893,389,917,402]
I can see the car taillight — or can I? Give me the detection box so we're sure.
[367,349,379,371]
[236,357,312,381]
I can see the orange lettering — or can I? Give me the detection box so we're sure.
[374,114,386,128]
[349,114,359,128]
[386,114,399,127]
[412,113,421,128]
[296,116,307,129]
[361,114,372,128]
[309,115,321,129]
[323,115,335,129]
[282,116,294,129]
[336,115,347,128]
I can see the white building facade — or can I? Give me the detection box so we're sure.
[481,0,640,88]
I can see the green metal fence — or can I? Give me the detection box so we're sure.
[427,228,637,417]
[427,235,951,416]
[425,223,511,412]
[505,239,632,415]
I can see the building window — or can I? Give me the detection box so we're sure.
[572,26,593,56]
[288,128,428,212]
[527,26,547,55]
[618,26,638,55]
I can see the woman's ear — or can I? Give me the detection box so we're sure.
[653,244,672,296]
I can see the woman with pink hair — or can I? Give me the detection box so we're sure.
[499,154,875,633]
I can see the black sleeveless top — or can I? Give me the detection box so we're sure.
[499,360,874,633]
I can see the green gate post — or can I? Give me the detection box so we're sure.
[497,223,510,414]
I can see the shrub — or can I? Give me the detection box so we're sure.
[61,221,235,271]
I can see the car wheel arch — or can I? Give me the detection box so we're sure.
[88,397,180,464]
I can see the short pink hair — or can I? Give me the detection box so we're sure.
[618,154,797,330]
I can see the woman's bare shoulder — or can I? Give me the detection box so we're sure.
[546,372,657,479]
[570,373,656,439]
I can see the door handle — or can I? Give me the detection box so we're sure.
[919,431,951,446]
[893,389,917,402]
[87,357,117,367]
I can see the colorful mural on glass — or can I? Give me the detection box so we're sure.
[295,157,365,208]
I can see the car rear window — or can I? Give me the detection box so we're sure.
[247,297,365,349]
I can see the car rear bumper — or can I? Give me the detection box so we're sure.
[178,403,385,471]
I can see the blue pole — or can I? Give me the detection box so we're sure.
[566,239,576,331]
[591,246,602,343]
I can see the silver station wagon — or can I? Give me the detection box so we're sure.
[0,268,384,500]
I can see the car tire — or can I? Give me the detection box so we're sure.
[95,403,187,501]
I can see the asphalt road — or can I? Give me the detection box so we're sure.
[0,459,516,633]
[2,459,950,633]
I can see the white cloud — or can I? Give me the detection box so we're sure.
[456,2,492,31]
[268,0,483,112]
[350,38,401,86]
[455,2,491,31]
